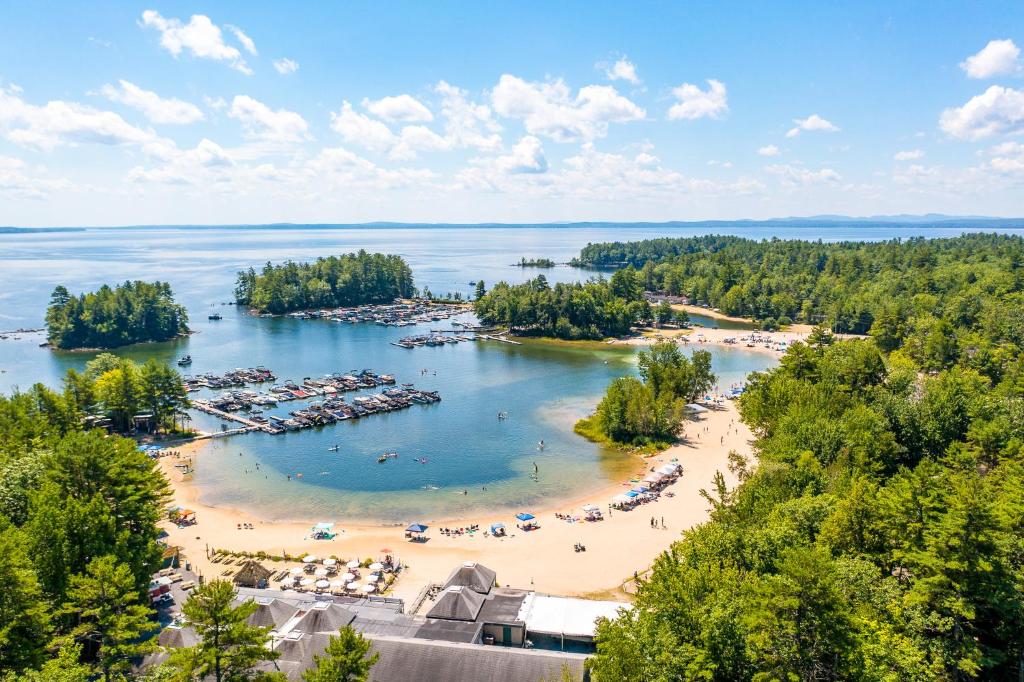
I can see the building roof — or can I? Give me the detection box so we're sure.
[520,594,627,639]
[291,602,358,634]
[365,635,588,682]
[426,586,486,622]
[243,597,299,630]
[414,619,484,643]
[443,561,497,594]
[233,559,273,587]
[478,588,529,625]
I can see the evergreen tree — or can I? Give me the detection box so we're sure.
[0,521,51,675]
[301,626,379,682]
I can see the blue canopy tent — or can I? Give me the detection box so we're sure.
[515,513,535,521]
[490,522,506,536]
[515,512,537,530]
[405,523,429,541]
[625,491,639,499]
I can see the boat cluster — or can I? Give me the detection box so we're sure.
[266,387,441,431]
[285,302,467,326]
[204,370,397,412]
[392,333,477,348]
[182,366,276,391]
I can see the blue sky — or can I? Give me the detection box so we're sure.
[1,2,1023,225]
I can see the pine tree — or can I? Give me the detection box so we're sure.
[62,555,156,681]
[301,626,379,682]
[171,580,278,682]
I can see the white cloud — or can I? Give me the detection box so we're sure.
[757,144,780,156]
[495,135,548,174]
[785,114,840,138]
[0,86,156,150]
[390,125,450,160]
[490,74,645,142]
[330,101,396,152]
[273,58,299,75]
[228,95,309,143]
[939,86,1024,140]
[707,159,733,168]
[765,163,841,187]
[667,79,728,120]
[894,149,925,161]
[362,94,433,122]
[140,10,253,74]
[129,138,234,185]
[960,39,1021,79]
[0,155,74,199]
[308,146,434,190]
[434,81,502,151]
[987,141,1024,174]
[225,25,257,55]
[100,80,203,125]
[605,58,640,85]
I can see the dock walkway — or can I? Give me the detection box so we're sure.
[192,399,284,434]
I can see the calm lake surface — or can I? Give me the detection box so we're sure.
[2,224,1018,521]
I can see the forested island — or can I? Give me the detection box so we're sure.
[473,271,651,339]
[573,233,1024,332]
[589,233,1024,680]
[44,281,189,350]
[514,257,557,267]
[233,250,415,314]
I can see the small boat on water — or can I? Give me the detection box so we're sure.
[177,355,192,366]
[208,313,223,320]
[327,445,340,452]
[377,452,398,463]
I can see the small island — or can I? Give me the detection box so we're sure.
[514,257,557,268]
[45,280,189,350]
[233,250,415,314]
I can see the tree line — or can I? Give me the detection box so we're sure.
[472,271,652,340]
[233,250,415,314]
[46,281,189,350]
[576,342,715,448]
[573,233,1024,334]
[591,328,1024,680]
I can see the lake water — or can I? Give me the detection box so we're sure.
[1,224,1017,521]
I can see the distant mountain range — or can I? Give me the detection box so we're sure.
[2,214,1023,231]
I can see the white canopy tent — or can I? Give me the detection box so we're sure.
[520,594,628,642]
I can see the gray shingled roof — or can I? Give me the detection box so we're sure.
[244,598,299,630]
[478,588,529,625]
[292,603,358,634]
[426,586,486,622]
[443,561,497,594]
[366,636,588,682]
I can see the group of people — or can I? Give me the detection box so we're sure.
[439,524,480,536]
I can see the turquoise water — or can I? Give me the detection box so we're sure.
[1,224,1010,520]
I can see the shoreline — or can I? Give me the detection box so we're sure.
[158,398,754,603]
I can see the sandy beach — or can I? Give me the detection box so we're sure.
[615,324,815,355]
[158,398,753,604]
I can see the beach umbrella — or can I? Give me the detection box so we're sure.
[368,562,383,571]
[315,580,330,589]
[362,583,376,593]
[329,580,345,588]
[341,572,355,582]
[289,566,304,576]
[406,523,428,533]
[302,555,318,563]
[347,581,360,590]
[581,504,599,512]
[368,572,381,582]
[314,568,328,578]
[299,578,314,586]
[346,560,360,569]
[323,558,337,567]
[515,513,534,522]
[379,547,392,554]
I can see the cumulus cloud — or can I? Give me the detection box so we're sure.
[987,141,1024,174]
[362,94,433,122]
[390,125,450,160]
[757,144,780,156]
[0,86,156,150]
[0,155,74,199]
[434,81,502,151]
[667,79,728,120]
[939,86,1024,140]
[129,138,234,185]
[785,114,839,138]
[100,80,204,125]
[894,149,925,161]
[960,39,1021,79]
[605,58,640,85]
[495,135,548,174]
[308,146,434,190]
[330,101,396,152]
[765,163,841,187]
[228,95,309,143]
[490,74,645,142]
[273,58,299,75]
[140,10,253,74]
[225,25,256,55]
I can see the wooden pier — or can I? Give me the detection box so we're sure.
[191,399,284,434]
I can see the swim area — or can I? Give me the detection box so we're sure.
[2,223,997,520]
